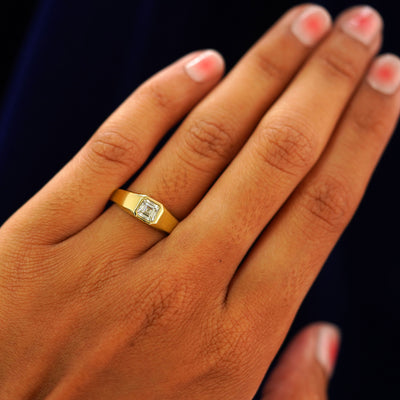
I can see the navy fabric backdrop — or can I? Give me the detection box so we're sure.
[0,1,399,398]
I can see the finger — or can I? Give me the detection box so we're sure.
[228,54,400,329]
[5,50,225,244]
[91,4,332,252]
[171,6,382,285]
[261,323,340,400]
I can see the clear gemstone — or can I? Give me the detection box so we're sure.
[135,198,160,223]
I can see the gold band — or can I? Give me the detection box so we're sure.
[110,189,178,234]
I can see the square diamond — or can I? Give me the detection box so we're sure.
[135,198,160,223]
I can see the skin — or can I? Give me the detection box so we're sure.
[0,4,399,399]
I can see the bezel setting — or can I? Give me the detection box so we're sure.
[134,197,162,224]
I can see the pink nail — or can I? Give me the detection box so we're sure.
[316,324,341,377]
[367,54,400,95]
[184,50,225,83]
[291,5,332,47]
[341,6,382,45]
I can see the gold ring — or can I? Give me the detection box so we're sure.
[110,189,179,234]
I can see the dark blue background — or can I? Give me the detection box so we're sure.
[0,1,399,398]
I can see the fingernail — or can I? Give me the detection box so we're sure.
[291,5,332,47]
[367,54,400,95]
[316,324,341,377]
[184,50,225,83]
[341,6,382,45]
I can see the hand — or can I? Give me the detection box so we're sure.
[0,4,398,399]
[259,323,340,400]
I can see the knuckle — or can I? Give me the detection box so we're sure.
[255,117,316,176]
[300,174,354,233]
[128,272,195,337]
[76,257,125,300]
[0,243,57,293]
[138,80,174,110]
[181,117,235,169]
[141,283,178,330]
[317,48,360,83]
[351,108,388,141]
[2,218,51,247]
[199,315,254,378]
[88,129,142,172]
[252,50,290,80]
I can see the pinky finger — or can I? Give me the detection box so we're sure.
[3,50,225,244]
[227,54,400,328]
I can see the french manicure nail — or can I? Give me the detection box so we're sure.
[291,5,332,47]
[367,54,400,95]
[341,6,382,45]
[184,50,225,83]
[316,324,341,377]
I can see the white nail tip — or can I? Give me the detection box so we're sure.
[367,54,400,95]
[341,6,382,46]
[184,49,225,83]
[291,6,332,47]
[315,324,341,377]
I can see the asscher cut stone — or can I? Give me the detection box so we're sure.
[135,198,160,223]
